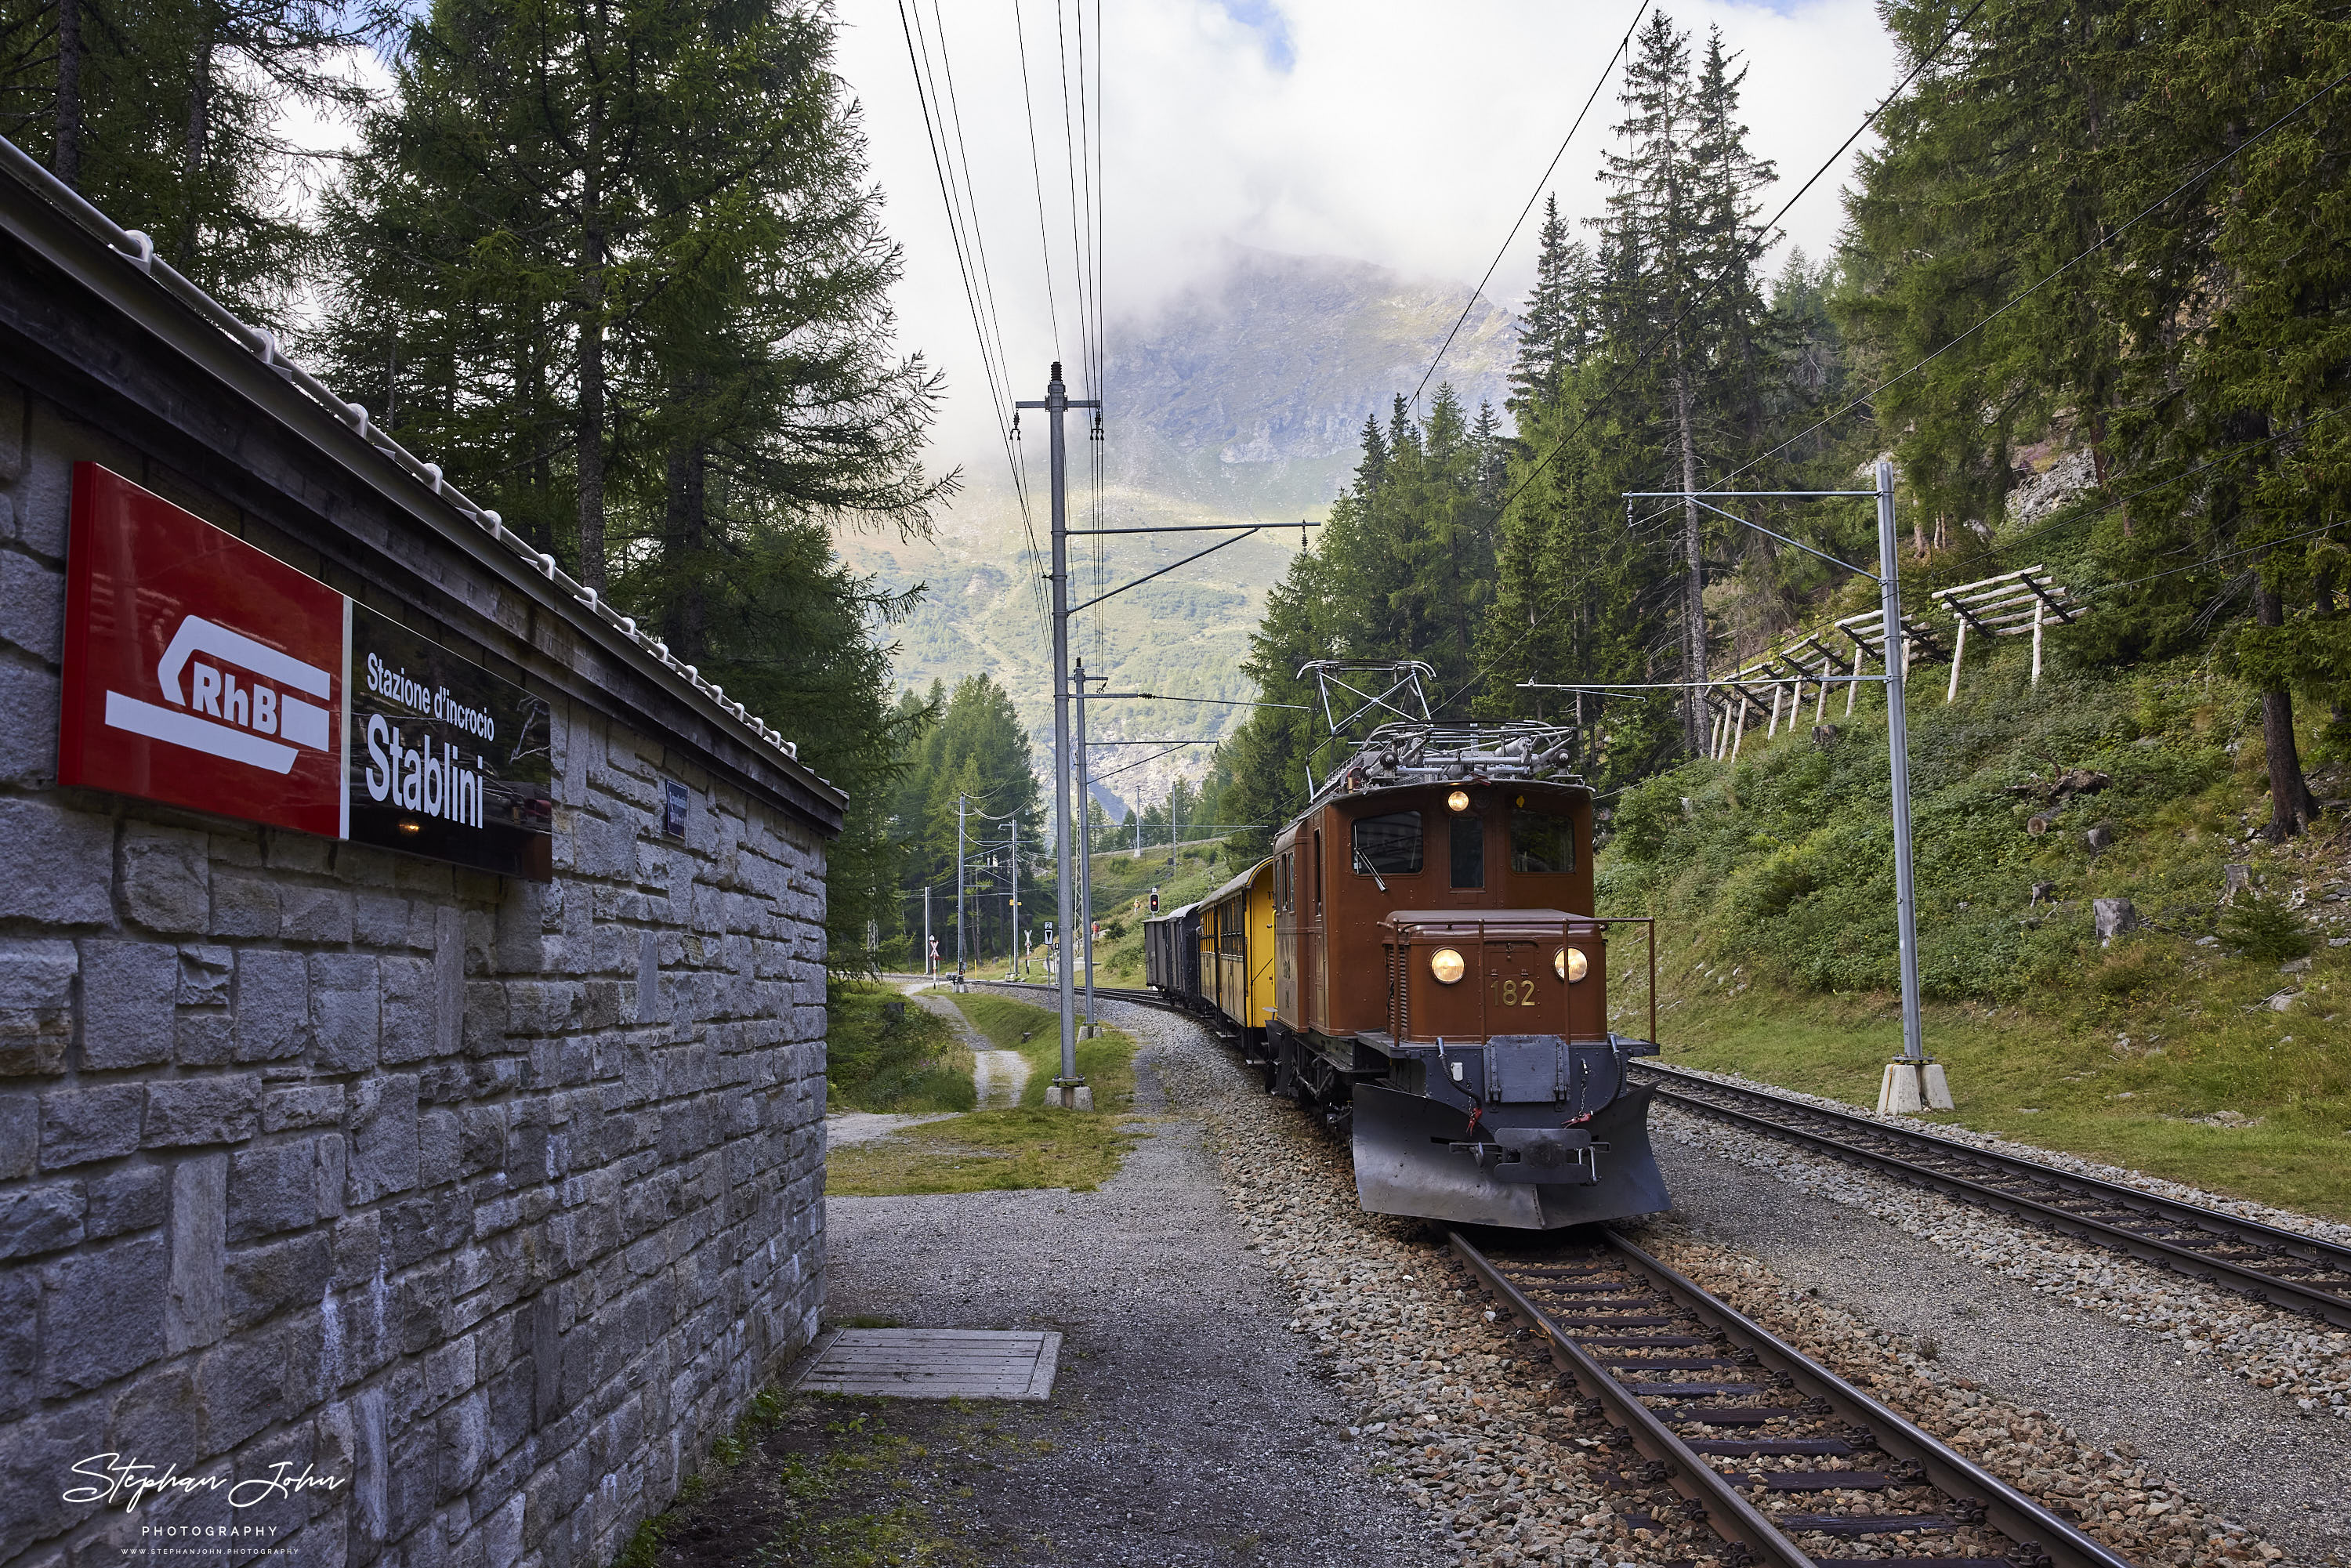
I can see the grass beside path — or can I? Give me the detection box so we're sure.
[1659,975,2351,1222]
[944,992,1139,1109]
[825,980,975,1114]
[824,1107,1140,1196]
[825,994,1144,1197]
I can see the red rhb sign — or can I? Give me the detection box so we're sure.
[59,464,349,838]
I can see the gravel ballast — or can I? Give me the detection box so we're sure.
[830,998,2325,1567]
[1650,1091,2351,1424]
[1646,1143,2351,1566]
[1145,1006,2321,1568]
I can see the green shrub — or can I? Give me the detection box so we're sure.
[2218,896,2312,961]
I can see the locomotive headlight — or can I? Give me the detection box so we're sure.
[1429,947,1467,985]
[1556,947,1588,983]
[1446,788,1471,813]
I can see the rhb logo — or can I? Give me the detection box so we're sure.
[104,615,334,774]
[60,465,348,838]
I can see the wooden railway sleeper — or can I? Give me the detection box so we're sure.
[1454,1229,2143,1568]
[1451,1229,1829,1568]
[1607,1233,2139,1568]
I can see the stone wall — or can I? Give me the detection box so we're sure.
[0,177,839,1568]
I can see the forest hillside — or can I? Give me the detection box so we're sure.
[1197,0,2351,1208]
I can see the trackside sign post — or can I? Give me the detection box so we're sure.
[59,463,555,879]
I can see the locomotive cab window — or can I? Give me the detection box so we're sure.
[1352,812,1423,875]
[1509,808,1574,874]
[1451,813,1484,888]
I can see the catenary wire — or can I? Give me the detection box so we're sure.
[1341,0,2009,777]
[926,0,1026,442]
[1407,0,2164,744]
[1011,0,1063,363]
[1407,0,1650,415]
[918,0,1048,628]
[897,0,1051,632]
[1501,0,1998,527]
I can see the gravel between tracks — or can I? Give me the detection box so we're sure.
[1650,1098,2351,1425]
[1650,1063,2351,1248]
[1650,1138,2351,1567]
[1128,1005,2315,1568]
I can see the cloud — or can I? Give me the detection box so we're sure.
[839,0,1898,468]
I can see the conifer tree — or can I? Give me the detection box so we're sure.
[0,0,393,314]
[1508,196,1596,418]
[317,0,950,951]
[1599,13,1712,754]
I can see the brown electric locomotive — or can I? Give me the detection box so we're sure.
[1145,663,1666,1229]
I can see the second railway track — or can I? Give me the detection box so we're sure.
[976,983,2351,1330]
[1632,1062,2351,1331]
[1455,1227,2138,1568]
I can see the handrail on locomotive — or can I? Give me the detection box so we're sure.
[1145,661,1669,1230]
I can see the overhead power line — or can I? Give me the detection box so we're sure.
[1627,50,2351,534]
[1396,0,2003,741]
[1089,741,1215,782]
[896,0,1052,633]
[1011,0,1062,363]
[1497,0,1998,529]
[1407,0,1650,415]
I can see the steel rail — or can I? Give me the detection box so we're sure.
[1633,1063,2351,1331]
[1452,1232,1816,1568]
[1453,1228,2140,1568]
[972,979,1180,1012]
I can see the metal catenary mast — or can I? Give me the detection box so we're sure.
[1016,364,1099,1105]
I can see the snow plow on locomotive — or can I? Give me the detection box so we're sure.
[1144,664,1667,1230]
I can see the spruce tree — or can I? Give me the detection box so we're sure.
[1509,196,1596,418]
[1599,12,1712,755]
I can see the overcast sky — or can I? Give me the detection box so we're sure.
[831,0,1900,465]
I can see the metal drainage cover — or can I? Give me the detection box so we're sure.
[792,1329,1063,1400]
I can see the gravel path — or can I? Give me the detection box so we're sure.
[820,1001,1445,1567]
[972,1049,1029,1106]
[824,1110,958,1146]
[907,992,1030,1106]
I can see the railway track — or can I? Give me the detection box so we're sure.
[1631,1063,2351,1331]
[1454,1227,2137,1568]
[971,988,2351,1330]
[966,978,1186,1012]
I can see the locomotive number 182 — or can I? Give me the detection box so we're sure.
[1491,979,1540,1007]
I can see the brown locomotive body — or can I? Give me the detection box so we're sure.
[1148,679,1667,1229]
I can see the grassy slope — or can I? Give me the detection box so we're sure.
[1083,840,1244,987]
[1601,645,2351,1220]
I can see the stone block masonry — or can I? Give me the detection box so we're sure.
[0,164,844,1568]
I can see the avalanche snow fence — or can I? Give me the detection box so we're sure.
[0,153,842,1568]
